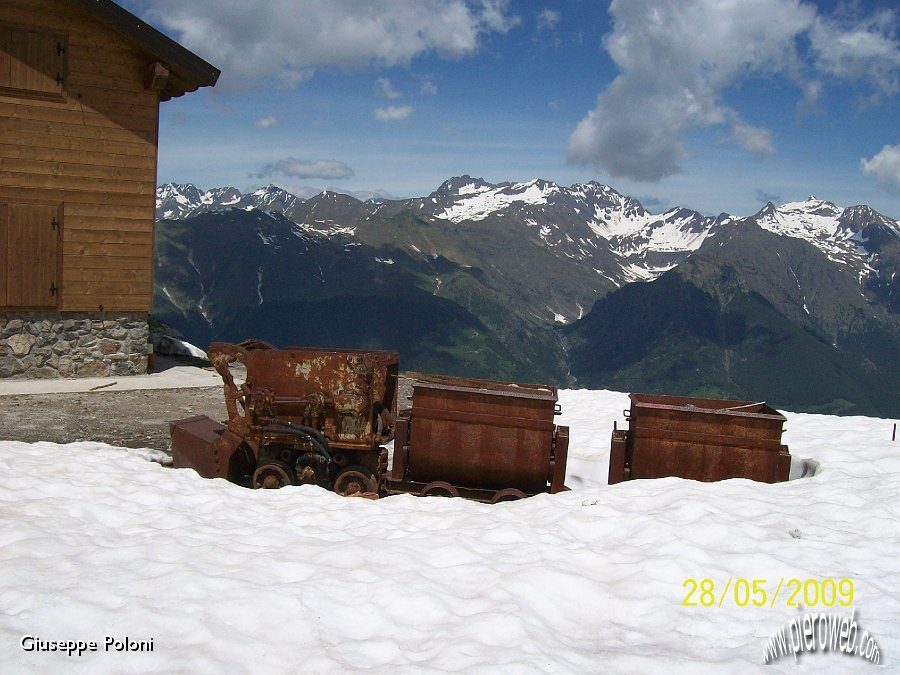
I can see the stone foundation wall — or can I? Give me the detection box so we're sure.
[0,312,151,379]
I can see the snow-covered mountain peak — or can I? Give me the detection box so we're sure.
[757,197,845,241]
[749,197,900,280]
[156,183,206,219]
[252,184,282,196]
[202,187,240,205]
[155,184,304,220]
[434,175,494,195]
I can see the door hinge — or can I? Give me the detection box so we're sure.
[50,282,59,296]
[51,216,59,230]
[55,73,64,87]
[57,42,66,56]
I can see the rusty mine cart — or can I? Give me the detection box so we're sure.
[170,341,570,502]
[389,372,569,502]
[609,393,791,484]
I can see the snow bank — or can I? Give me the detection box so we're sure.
[1,390,897,673]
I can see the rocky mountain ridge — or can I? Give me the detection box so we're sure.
[157,177,898,294]
[153,177,900,415]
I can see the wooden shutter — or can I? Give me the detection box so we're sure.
[0,29,10,89]
[4,203,61,308]
[0,204,7,306]
[1,27,65,96]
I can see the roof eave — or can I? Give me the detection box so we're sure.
[68,0,220,99]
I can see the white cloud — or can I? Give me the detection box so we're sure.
[421,79,438,95]
[537,9,560,31]
[567,0,900,182]
[810,10,900,95]
[374,106,414,121]
[254,117,278,129]
[252,157,355,180]
[798,79,823,112]
[728,121,775,155]
[861,143,900,192]
[140,0,518,91]
[375,77,402,98]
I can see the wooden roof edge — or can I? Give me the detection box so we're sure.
[68,0,220,100]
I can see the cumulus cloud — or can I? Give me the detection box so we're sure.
[567,0,900,182]
[375,77,401,98]
[254,116,278,129]
[251,158,355,180]
[861,143,900,192]
[137,0,518,91]
[811,10,900,96]
[374,106,414,121]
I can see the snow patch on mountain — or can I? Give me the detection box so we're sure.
[757,197,843,242]
[156,183,303,220]
[756,197,899,277]
[437,179,560,222]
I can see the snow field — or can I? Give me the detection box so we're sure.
[0,389,898,673]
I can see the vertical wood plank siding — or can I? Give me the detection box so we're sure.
[0,0,160,312]
[5,202,61,307]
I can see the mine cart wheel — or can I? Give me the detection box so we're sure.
[420,481,459,498]
[490,488,527,504]
[333,466,377,496]
[252,459,297,489]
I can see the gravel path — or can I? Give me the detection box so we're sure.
[0,386,228,452]
[0,375,414,453]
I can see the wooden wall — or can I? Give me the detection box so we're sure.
[0,0,159,313]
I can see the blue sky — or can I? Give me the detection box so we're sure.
[124,0,900,219]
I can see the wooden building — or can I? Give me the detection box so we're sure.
[0,0,218,378]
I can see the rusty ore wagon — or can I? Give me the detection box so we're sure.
[609,393,791,484]
[170,341,569,501]
[388,372,569,502]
